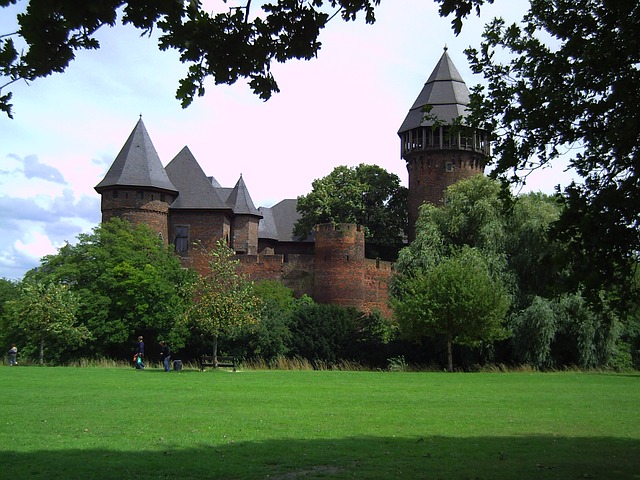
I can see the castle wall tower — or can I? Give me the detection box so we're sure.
[398,47,490,241]
[225,175,262,255]
[95,118,178,243]
[313,224,366,309]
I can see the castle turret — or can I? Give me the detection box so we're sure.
[313,223,366,308]
[398,47,489,241]
[95,118,178,243]
[225,175,262,255]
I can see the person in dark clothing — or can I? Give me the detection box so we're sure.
[159,341,171,372]
[136,336,145,369]
[8,344,17,366]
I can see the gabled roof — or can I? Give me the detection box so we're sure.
[225,175,262,217]
[95,118,177,193]
[258,199,313,242]
[165,146,229,210]
[398,47,471,134]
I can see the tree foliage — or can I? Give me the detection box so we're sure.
[390,175,636,370]
[5,280,91,364]
[228,280,298,360]
[392,245,510,372]
[181,239,261,360]
[510,293,621,369]
[294,164,407,258]
[393,175,515,296]
[465,0,640,303]
[1,0,491,118]
[26,218,195,359]
[286,302,361,363]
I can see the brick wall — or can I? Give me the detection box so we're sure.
[169,210,231,275]
[362,258,394,318]
[231,216,259,254]
[237,254,315,297]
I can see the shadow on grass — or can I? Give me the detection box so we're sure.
[2,435,639,479]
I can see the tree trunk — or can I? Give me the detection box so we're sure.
[39,341,44,365]
[447,336,453,373]
[212,335,218,367]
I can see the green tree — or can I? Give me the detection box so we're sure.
[397,176,567,311]
[287,301,361,364]
[294,164,407,259]
[504,192,565,306]
[0,0,489,118]
[465,0,640,303]
[181,239,261,362]
[510,296,556,369]
[5,280,91,364]
[511,292,622,370]
[394,176,515,299]
[233,280,297,361]
[27,218,195,359]
[392,246,510,372]
[0,278,20,356]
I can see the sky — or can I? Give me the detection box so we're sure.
[0,0,576,280]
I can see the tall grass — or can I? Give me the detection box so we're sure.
[1,367,638,479]
[244,355,371,371]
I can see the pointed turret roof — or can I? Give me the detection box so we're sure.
[165,146,229,210]
[398,47,471,134]
[225,175,262,217]
[95,118,177,193]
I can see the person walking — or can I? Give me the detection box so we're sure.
[136,336,145,369]
[159,341,171,372]
[8,344,17,366]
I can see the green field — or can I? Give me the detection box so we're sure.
[1,366,639,479]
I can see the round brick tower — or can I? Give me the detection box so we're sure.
[95,118,178,244]
[398,47,490,241]
[313,223,366,309]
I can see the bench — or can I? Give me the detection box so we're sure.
[199,355,237,372]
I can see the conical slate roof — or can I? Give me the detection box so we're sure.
[95,118,177,193]
[225,175,261,216]
[165,146,229,210]
[258,199,313,242]
[398,47,470,134]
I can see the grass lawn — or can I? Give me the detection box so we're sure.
[1,366,639,479]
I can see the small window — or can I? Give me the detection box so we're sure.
[136,191,144,201]
[112,190,119,199]
[175,226,189,253]
[161,193,166,202]
[445,162,454,172]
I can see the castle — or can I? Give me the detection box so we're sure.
[95,48,488,318]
